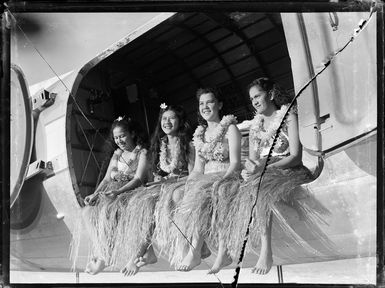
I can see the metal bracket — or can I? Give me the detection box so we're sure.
[26,160,54,180]
[319,113,333,132]
[32,89,57,111]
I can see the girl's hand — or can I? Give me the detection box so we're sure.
[242,158,267,181]
[244,158,257,174]
[187,171,201,181]
[241,169,252,181]
[104,190,120,199]
[84,193,99,206]
[165,173,179,180]
[153,174,163,182]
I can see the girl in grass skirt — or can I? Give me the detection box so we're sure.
[171,88,242,274]
[80,117,150,275]
[116,104,196,276]
[226,78,330,275]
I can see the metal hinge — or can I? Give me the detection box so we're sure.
[26,160,54,180]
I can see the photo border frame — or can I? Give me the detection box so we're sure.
[1,1,384,287]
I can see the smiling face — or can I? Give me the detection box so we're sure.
[199,92,222,122]
[249,85,275,115]
[113,126,134,151]
[161,110,180,136]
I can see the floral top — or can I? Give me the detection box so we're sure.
[249,105,295,158]
[112,146,144,182]
[193,115,237,173]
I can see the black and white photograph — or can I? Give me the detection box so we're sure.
[3,0,383,286]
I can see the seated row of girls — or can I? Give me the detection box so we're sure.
[81,104,210,276]
[172,78,316,275]
[79,77,317,276]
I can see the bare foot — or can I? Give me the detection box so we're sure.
[176,249,201,272]
[134,246,158,268]
[85,257,106,275]
[84,193,99,206]
[121,260,139,277]
[207,253,232,274]
[201,241,211,259]
[251,251,273,275]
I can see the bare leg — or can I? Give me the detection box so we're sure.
[201,241,211,259]
[252,215,273,275]
[177,232,204,272]
[83,207,108,275]
[172,188,211,260]
[121,242,157,276]
[208,232,232,274]
[134,245,158,268]
[135,224,158,268]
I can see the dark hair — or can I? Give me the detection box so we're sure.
[247,77,292,108]
[110,117,148,149]
[196,87,225,127]
[96,116,148,187]
[149,105,192,175]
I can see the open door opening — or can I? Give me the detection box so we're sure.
[67,12,297,203]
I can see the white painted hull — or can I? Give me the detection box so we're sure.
[11,133,376,271]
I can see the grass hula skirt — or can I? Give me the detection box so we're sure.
[169,171,241,266]
[85,175,191,267]
[80,178,136,269]
[224,162,333,260]
[153,176,188,261]
[110,183,161,265]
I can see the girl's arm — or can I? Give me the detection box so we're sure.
[187,142,196,173]
[116,149,149,194]
[242,127,261,177]
[248,128,259,162]
[96,149,121,191]
[187,147,205,180]
[268,112,302,169]
[84,149,121,204]
[223,124,241,179]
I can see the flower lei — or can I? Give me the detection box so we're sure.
[193,115,237,162]
[249,105,288,152]
[114,145,141,181]
[159,137,181,174]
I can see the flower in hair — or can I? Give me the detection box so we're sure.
[116,116,124,121]
[160,103,167,110]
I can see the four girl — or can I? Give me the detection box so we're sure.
[224,78,315,274]
[82,117,149,274]
[171,88,241,274]
[77,77,322,276]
